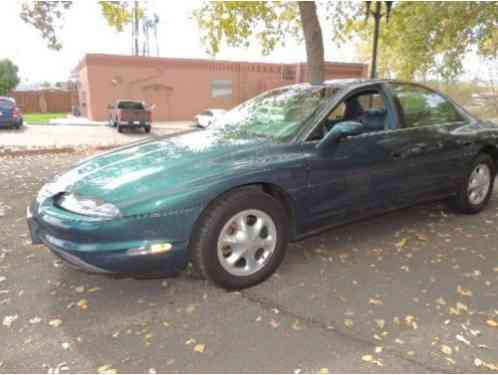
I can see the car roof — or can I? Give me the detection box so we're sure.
[283,78,418,91]
[0,96,15,103]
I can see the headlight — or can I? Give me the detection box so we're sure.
[57,193,121,219]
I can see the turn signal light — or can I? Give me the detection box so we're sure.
[127,243,172,256]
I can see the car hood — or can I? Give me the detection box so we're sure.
[49,129,280,211]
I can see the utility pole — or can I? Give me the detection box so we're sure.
[366,1,393,79]
[133,1,139,56]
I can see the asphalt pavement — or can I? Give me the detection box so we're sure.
[1,153,498,373]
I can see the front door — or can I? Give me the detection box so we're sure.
[302,86,401,232]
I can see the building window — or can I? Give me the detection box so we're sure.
[211,80,232,97]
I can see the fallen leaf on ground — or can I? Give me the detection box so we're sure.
[416,233,428,241]
[193,344,205,353]
[457,285,473,297]
[77,299,88,310]
[474,358,498,371]
[344,319,354,328]
[97,364,117,374]
[369,298,383,305]
[395,238,408,248]
[2,314,18,327]
[436,297,447,305]
[318,368,329,374]
[29,316,41,324]
[49,319,63,327]
[361,354,383,366]
[441,344,453,355]
[292,320,303,331]
[456,334,471,346]
[486,319,498,327]
[405,315,418,329]
[75,286,85,293]
[449,302,468,315]
[374,319,385,329]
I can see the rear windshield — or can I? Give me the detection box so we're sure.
[117,101,144,110]
[0,100,14,110]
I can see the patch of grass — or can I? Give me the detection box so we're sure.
[24,113,67,124]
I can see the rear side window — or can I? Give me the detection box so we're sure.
[0,100,14,110]
[390,84,463,128]
[117,101,144,110]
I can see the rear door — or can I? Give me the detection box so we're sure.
[381,83,467,206]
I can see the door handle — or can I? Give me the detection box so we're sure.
[391,152,402,159]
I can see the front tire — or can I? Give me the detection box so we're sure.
[452,153,495,214]
[189,188,288,290]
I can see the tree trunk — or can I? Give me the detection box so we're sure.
[298,2,324,84]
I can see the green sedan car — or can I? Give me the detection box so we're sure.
[28,79,498,289]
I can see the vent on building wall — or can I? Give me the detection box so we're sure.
[281,66,296,81]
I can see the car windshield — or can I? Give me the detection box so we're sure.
[0,99,14,110]
[212,86,338,139]
[118,101,144,110]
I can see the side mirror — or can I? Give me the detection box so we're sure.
[317,121,364,153]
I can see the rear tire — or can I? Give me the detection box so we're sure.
[117,125,123,133]
[189,188,288,290]
[451,153,495,214]
[144,126,151,133]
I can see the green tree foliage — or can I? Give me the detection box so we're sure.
[0,59,20,96]
[100,2,144,32]
[193,2,301,56]
[20,1,73,50]
[327,2,498,80]
[193,1,326,83]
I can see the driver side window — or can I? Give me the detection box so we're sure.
[310,89,388,141]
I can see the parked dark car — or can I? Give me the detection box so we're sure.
[108,100,152,133]
[0,97,23,129]
[28,79,498,289]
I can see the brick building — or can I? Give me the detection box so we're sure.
[73,54,368,122]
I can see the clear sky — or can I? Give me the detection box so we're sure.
[0,1,360,85]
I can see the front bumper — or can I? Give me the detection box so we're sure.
[27,204,189,277]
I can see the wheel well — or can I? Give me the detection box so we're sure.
[259,183,297,240]
[192,183,297,242]
[479,145,498,166]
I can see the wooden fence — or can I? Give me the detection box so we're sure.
[9,90,78,113]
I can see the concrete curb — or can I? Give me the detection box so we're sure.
[0,145,118,158]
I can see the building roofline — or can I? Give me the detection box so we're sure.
[73,53,367,73]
